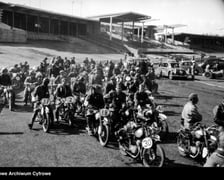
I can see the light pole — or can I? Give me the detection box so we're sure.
[72,1,75,15]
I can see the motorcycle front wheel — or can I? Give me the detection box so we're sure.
[8,92,15,111]
[177,132,188,157]
[98,123,109,147]
[142,144,165,167]
[42,113,51,133]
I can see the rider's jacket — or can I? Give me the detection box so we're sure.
[24,76,37,85]
[86,92,105,109]
[72,81,86,95]
[134,91,153,107]
[128,81,139,94]
[146,71,155,81]
[33,84,50,102]
[217,131,224,153]
[104,81,116,94]
[181,101,202,129]
[55,84,72,98]
[0,74,12,86]
[215,103,224,126]
[105,90,126,110]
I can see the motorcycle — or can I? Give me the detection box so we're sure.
[86,107,107,141]
[34,98,54,133]
[11,73,22,90]
[24,82,37,106]
[135,104,169,141]
[0,85,15,111]
[177,122,218,163]
[56,96,76,127]
[117,119,165,167]
[74,92,86,117]
[96,105,127,147]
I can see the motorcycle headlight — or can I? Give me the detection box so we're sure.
[135,127,144,138]
[95,112,100,120]
[125,110,129,116]
[195,129,203,139]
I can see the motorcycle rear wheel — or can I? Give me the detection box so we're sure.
[142,144,165,167]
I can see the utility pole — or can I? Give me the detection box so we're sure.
[72,1,75,15]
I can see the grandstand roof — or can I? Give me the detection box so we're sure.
[88,12,151,23]
[0,1,96,22]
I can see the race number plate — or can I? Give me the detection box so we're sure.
[142,137,153,149]
[100,109,110,117]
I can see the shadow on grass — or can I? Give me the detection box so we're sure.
[164,110,180,116]
[159,103,183,108]
[48,118,87,135]
[13,104,33,113]
[0,132,24,135]
[155,94,187,100]
[160,131,178,144]
[163,158,200,167]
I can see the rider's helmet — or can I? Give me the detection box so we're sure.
[43,78,50,86]
[188,93,198,103]
[29,70,35,76]
[36,72,43,78]
[8,67,14,72]
[2,68,8,74]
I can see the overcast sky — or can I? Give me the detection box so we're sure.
[1,0,224,35]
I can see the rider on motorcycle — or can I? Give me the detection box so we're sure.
[104,83,127,130]
[134,83,155,122]
[214,97,224,126]
[54,78,73,123]
[55,70,67,84]
[0,68,12,86]
[0,68,14,109]
[28,78,50,130]
[72,76,86,113]
[23,70,38,106]
[204,97,224,167]
[85,85,105,135]
[104,76,116,95]
[181,93,202,130]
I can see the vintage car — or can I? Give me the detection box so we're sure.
[179,60,203,75]
[155,60,194,80]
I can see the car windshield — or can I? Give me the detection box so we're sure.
[171,63,179,68]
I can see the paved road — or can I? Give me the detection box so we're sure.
[0,76,223,167]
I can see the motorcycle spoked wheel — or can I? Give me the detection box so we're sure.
[67,112,74,127]
[42,113,51,133]
[142,144,165,167]
[177,132,189,157]
[118,132,129,156]
[98,123,110,147]
[8,92,15,111]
